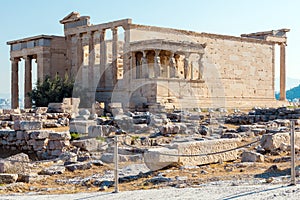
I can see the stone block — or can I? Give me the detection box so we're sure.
[88,125,103,138]
[169,139,240,166]
[39,165,65,175]
[0,130,15,138]
[29,130,50,139]
[48,131,71,140]
[159,124,180,135]
[3,109,20,114]
[65,162,92,172]
[241,151,264,162]
[50,149,65,156]
[18,173,48,183]
[35,107,48,114]
[0,173,18,184]
[260,132,300,151]
[144,147,179,171]
[0,153,30,173]
[71,138,106,152]
[48,140,70,150]
[14,121,42,131]
[69,120,97,134]
[0,114,11,121]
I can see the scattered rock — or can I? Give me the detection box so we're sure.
[39,165,65,175]
[241,151,264,162]
[0,173,18,184]
[65,162,92,172]
[266,177,274,183]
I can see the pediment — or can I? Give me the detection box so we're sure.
[60,12,80,24]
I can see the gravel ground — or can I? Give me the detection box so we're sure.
[1,183,300,200]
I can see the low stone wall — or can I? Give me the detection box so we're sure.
[0,121,71,159]
[226,107,300,124]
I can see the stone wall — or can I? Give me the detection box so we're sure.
[128,26,276,108]
[0,128,71,159]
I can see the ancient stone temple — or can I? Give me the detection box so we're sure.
[7,12,289,110]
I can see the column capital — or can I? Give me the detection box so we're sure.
[10,57,20,62]
[23,55,32,60]
[87,30,94,35]
[184,52,190,59]
[142,50,147,57]
[111,26,118,33]
[154,49,161,56]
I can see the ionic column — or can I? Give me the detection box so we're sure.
[76,33,83,78]
[99,29,106,88]
[112,27,118,86]
[24,56,32,108]
[154,50,161,78]
[198,54,204,80]
[88,31,95,89]
[169,53,176,78]
[66,35,73,77]
[142,51,148,78]
[279,43,286,101]
[183,54,190,79]
[123,27,131,81]
[131,52,136,79]
[11,58,19,109]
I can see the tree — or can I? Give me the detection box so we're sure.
[28,74,75,107]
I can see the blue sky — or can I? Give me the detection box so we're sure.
[0,0,299,96]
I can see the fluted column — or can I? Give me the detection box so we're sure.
[154,50,161,78]
[123,27,131,82]
[24,56,32,108]
[66,35,73,77]
[76,33,83,79]
[279,43,286,101]
[112,27,118,86]
[11,58,19,109]
[88,31,95,89]
[99,29,106,88]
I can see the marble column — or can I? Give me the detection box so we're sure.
[142,51,148,78]
[88,31,95,89]
[112,27,118,86]
[24,56,32,108]
[11,58,19,109]
[76,33,83,80]
[99,29,106,88]
[279,43,286,101]
[154,50,161,78]
[66,35,73,77]
[198,54,204,80]
[123,27,130,81]
[183,54,190,79]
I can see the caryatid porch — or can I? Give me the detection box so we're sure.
[128,39,206,81]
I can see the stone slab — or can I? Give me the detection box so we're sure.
[14,121,42,131]
[144,147,179,171]
[69,120,97,134]
[169,139,240,166]
[260,132,300,151]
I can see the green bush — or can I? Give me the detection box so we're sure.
[28,74,75,107]
[70,132,82,140]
